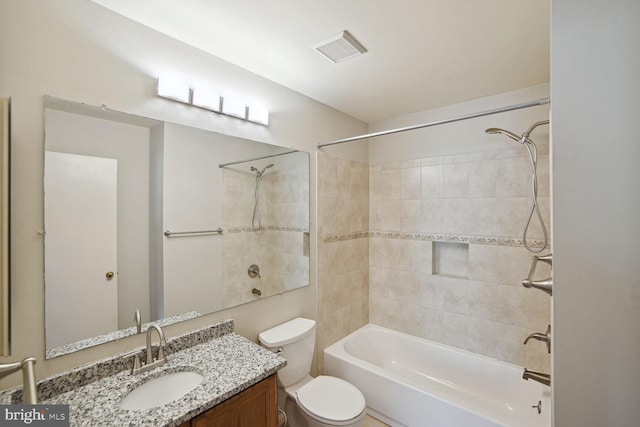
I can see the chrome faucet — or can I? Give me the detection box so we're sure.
[0,357,38,403]
[522,368,550,386]
[132,324,167,375]
[524,325,551,353]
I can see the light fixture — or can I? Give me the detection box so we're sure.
[314,30,367,63]
[192,86,221,112]
[222,96,247,119]
[157,76,190,103]
[247,105,269,125]
[155,77,268,125]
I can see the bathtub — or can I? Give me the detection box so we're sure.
[324,324,550,427]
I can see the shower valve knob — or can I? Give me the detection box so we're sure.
[248,264,261,278]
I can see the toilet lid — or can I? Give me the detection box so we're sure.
[295,376,366,422]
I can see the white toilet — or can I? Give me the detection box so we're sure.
[259,318,366,427]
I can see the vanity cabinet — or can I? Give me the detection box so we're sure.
[181,375,278,427]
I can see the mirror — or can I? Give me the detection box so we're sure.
[0,98,10,356]
[43,96,310,358]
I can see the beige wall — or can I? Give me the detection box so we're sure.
[316,153,369,373]
[0,0,367,388]
[552,0,640,426]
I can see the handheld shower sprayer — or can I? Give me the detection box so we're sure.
[484,120,548,145]
[485,128,533,145]
[250,163,275,230]
[485,120,550,253]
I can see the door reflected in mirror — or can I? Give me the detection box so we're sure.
[43,96,310,358]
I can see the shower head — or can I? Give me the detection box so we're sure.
[485,127,525,144]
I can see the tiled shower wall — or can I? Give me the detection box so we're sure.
[222,168,310,308]
[318,143,552,373]
[317,153,369,373]
[370,144,551,371]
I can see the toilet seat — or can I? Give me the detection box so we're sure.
[295,376,366,425]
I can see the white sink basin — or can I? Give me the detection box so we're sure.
[120,371,204,411]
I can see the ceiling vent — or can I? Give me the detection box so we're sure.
[313,31,367,63]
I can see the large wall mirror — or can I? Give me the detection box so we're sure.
[43,96,310,358]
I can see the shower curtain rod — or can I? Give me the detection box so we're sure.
[317,97,551,148]
[218,149,298,168]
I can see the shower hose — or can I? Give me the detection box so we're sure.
[522,140,548,253]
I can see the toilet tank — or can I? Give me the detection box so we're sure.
[258,318,316,387]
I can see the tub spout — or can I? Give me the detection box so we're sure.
[522,368,550,386]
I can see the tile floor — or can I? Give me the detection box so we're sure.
[364,414,390,427]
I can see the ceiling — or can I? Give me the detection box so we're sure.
[92,0,550,124]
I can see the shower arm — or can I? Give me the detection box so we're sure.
[522,120,550,140]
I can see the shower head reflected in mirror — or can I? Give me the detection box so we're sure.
[250,163,274,230]
[250,163,274,177]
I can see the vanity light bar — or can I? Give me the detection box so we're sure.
[248,105,269,125]
[221,96,246,118]
[156,77,268,126]
[157,77,191,103]
[192,86,222,112]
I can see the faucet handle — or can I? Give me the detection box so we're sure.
[132,354,142,374]
[523,325,551,353]
[522,254,553,295]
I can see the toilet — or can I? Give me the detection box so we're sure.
[259,318,366,427]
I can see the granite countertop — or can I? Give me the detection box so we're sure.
[0,320,286,427]
[46,311,202,359]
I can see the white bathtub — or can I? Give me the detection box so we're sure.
[324,324,550,427]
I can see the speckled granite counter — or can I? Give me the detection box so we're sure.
[46,311,201,359]
[0,320,286,427]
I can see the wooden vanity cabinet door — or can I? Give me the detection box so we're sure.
[191,375,277,427]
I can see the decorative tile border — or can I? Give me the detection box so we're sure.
[226,225,309,233]
[323,230,548,248]
[323,231,369,242]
